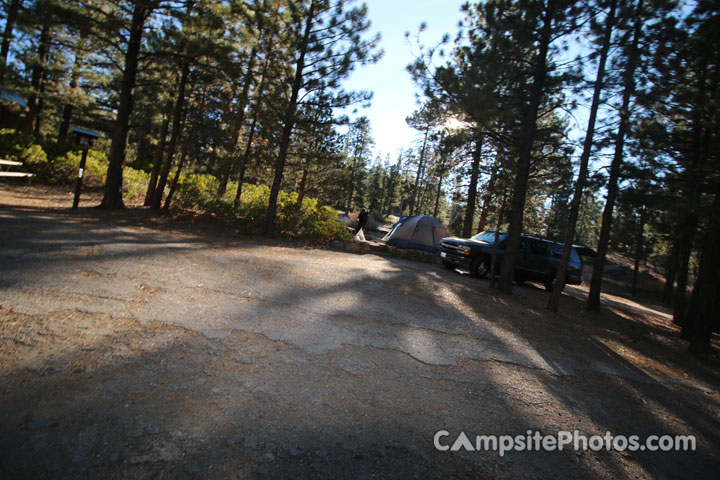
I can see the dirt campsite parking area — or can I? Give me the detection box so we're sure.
[1,185,719,479]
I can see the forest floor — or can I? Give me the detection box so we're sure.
[1,184,719,479]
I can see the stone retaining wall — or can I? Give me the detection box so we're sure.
[329,239,442,266]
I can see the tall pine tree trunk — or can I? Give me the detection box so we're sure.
[217,48,257,198]
[676,136,708,329]
[346,155,359,213]
[477,151,501,233]
[383,150,402,215]
[587,0,643,309]
[674,61,714,327]
[0,0,21,88]
[100,4,151,209]
[297,159,310,207]
[144,103,172,206]
[434,147,446,218]
[685,194,720,355]
[631,209,646,297]
[264,0,316,236]
[500,3,554,294]
[23,23,51,135]
[674,243,692,327]
[164,148,188,210]
[489,192,508,289]
[662,240,680,304]
[462,134,482,238]
[547,0,616,311]
[151,60,190,209]
[33,86,45,137]
[58,36,85,140]
[409,127,429,216]
[132,119,153,168]
[234,52,271,206]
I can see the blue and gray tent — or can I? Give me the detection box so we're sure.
[383,215,449,252]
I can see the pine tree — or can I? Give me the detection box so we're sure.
[263,0,380,236]
[0,0,23,87]
[344,116,373,211]
[685,195,720,355]
[406,103,441,216]
[586,0,647,309]
[498,0,582,294]
[548,0,617,311]
[637,0,720,343]
[100,1,157,209]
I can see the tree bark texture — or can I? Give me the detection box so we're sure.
[100,4,151,209]
[587,0,643,309]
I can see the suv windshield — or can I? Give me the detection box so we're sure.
[472,231,507,244]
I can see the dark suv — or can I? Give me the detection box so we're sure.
[439,231,583,291]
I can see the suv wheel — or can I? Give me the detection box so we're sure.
[470,257,490,279]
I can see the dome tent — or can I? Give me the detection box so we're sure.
[383,215,449,252]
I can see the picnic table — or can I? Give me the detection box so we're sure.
[0,159,34,178]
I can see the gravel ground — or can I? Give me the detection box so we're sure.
[1,185,719,479]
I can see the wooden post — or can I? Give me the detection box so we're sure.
[72,148,89,210]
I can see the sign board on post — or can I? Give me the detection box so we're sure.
[71,127,100,210]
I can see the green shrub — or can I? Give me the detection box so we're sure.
[175,173,220,210]
[276,191,303,233]
[235,183,271,233]
[170,178,349,241]
[223,182,239,203]
[0,128,349,242]
[54,149,107,185]
[301,205,352,242]
[0,130,112,185]
[20,144,50,171]
[0,129,49,176]
[124,167,150,204]
[202,198,236,218]
[0,128,32,159]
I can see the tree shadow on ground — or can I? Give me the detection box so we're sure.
[0,203,718,479]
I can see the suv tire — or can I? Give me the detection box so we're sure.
[470,257,490,279]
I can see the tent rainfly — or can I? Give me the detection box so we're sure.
[383,215,449,252]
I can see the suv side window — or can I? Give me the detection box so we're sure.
[519,238,528,253]
[530,239,547,256]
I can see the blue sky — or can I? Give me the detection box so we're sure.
[343,0,468,160]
